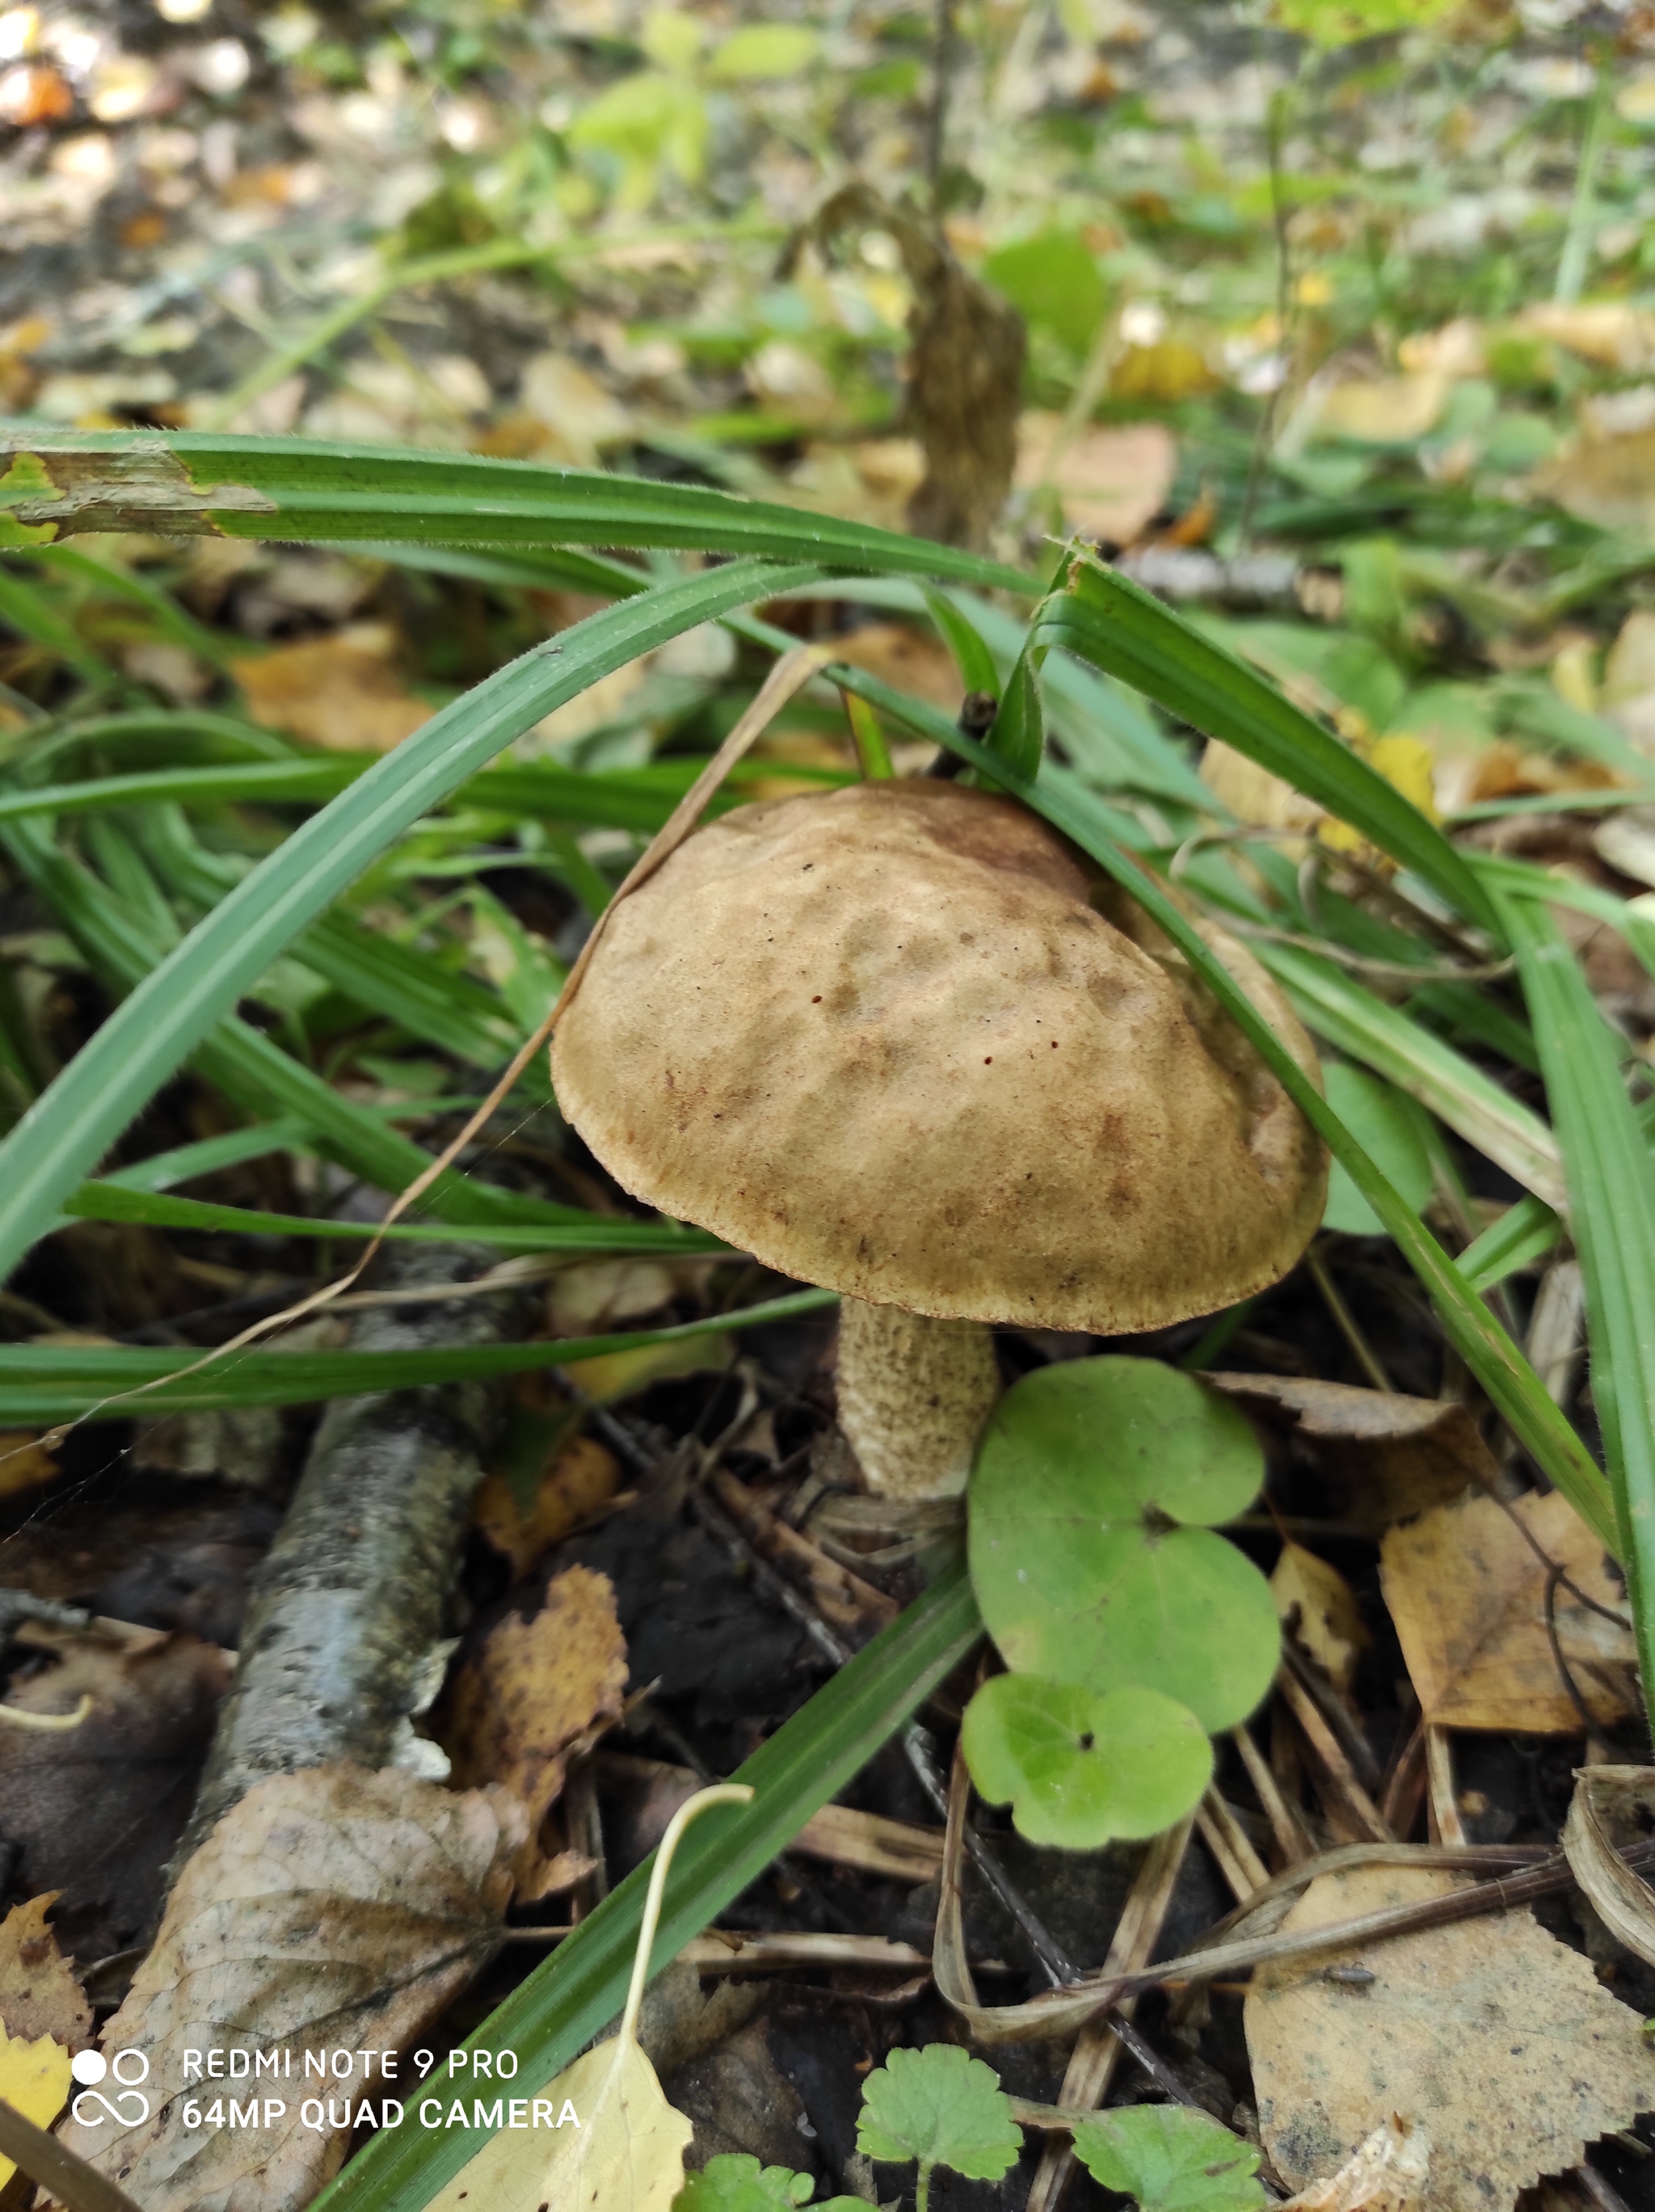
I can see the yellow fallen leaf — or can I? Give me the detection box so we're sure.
[1311,373,1450,445]
[231,624,432,753]
[1272,1543,1368,1694]
[1518,301,1655,373]
[474,1435,623,1580]
[1379,1485,1636,1732]
[575,1331,732,1405]
[0,1429,59,1498]
[0,2018,70,2192]
[426,1783,752,2212]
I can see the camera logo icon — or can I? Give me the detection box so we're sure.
[69,2050,151,2126]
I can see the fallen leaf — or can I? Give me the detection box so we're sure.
[1272,1544,1368,1694]
[1282,2117,1431,2212]
[1562,1767,1655,1973]
[1379,1486,1636,1731]
[425,1784,749,2212]
[575,1330,733,1405]
[1308,373,1451,445]
[0,1630,231,1960]
[1534,422,1655,537]
[1202,739,1324,839]
[438,1566,627,1900]
[0,1430,60,1498]
[474,1433,623,1580]
[231,624,432,753]
[548,1259,681,1335]
[515,351,634,464]
[0,1895,91,2047]
[1517,302,1655,373]
[827,622,965,714]
[1248,1865,1655,2212]
[57,1763,525,2212]
[0,2018,70,2192]
[1204,1376,1497,1535]
[1016,415,1178,545]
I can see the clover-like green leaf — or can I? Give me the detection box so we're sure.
[967,1358,1278,1731]
[676,2154,865,2212]
[961,1675,1212,1848]
[857,2045,1021,2212]
[1072,2107,1265,2212]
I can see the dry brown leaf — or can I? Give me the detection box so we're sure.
[1379,1487,1636,1731]
[0,1896,91,2048]
[1016,415,1178,545]
[1282,2117,1431,2212]
[473,1435,623,1581]
[1517,302,1655,372]
[1205,1376,1498,1534]
[1273,1544,1369,1694]
[1534,423,1655,537]
[231,624,432,753]
[827,621,965,714]
[438,1565,627,1899]
[1248,1864,1655,2212]
[0,1630,231,1960]
[1562,1767,1655,1972]
[546,1258,680,1335]
[57,1763,524,2212]
[0,1431,61,1498]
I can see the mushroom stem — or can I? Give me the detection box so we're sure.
[835,1297,1001,1501]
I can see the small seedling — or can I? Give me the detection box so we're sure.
[968,1357,1279,1732]
[959,1673,1212,1848]
[855,2045,1021,2212]
[676,2154,865,2212]
[1072,2106,1266,2212]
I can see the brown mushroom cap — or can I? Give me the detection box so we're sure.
[551,781,1327,1334]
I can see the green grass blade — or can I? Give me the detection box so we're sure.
[843,668,1617,1552]
[0,817,572,1226]
[61,1179,725,1256]
[1255,941,1567,1211]
[0,560,826,1280]
[0,1288,834,1422]
[1455,1193,1562,1294]
[0,761,362,821]
[1036,562,1497,932]
[310,1561,982,2212]
[1500,891,1655,1681]
[2,432,1034,592]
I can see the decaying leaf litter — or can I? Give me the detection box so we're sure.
[6,2,1655,2212]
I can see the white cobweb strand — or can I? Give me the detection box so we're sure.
[835,1298,1002,1501]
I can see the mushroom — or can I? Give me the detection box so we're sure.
[550,780,1325,1500]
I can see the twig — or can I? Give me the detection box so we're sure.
[1277,1668,1392,1843]
[1305,1246,1393,1393]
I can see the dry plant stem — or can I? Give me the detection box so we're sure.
[1025,1813,1198,2212]
[1232,1722,1314,1862]
[179,1248,528,1858]
[1425,1727,1468,1846]
[1277,1669,1392,1843]
[836,1297,1001,1501]
[0,2094,143,2212]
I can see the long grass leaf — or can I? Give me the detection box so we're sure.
[0,560,825,1279]
[1499,891,1655,1683]
[0,1288,834,1422]
[1,432,1034,590]
[310,1562,982,2212]
[1036,563,1497,931]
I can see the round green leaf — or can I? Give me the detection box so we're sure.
[1320,1060,1435,1237]
[710,24,822,78]
[961,1675,1211,1849]
[967,1358,1278,1730]
[855,2046,1021,2182]
[1072,2106,1265,2212]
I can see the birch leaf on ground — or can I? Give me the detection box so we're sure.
[57,1763,524,2212]
[424,1784,751,2212]
[0,1893,91,2046]
[1246,1865,1655,2212]
[437,1565,628,1901]
[0,2017,71,2193]
[1379,1487,1636,1730]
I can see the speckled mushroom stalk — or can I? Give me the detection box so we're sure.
[834,1300,1001,1501]
[550,780,1329,1508]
